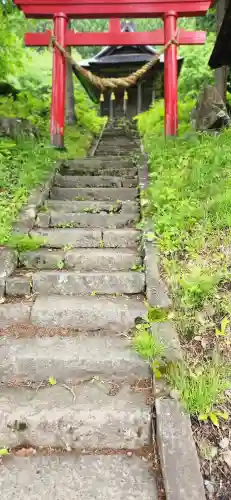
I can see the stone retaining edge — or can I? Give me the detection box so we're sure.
[138,144,206,500]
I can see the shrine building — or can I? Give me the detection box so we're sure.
[77,21,183,119]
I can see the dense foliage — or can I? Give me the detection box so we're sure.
[138,101,231,336]
[136,98,231,420]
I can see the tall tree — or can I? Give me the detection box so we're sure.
[215,0,229,100]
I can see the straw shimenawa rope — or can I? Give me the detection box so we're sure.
[51,32,179,92]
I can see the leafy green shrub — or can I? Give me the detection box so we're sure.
[178,34,216,99]
[178,267,222,309]
[136,98,195,140]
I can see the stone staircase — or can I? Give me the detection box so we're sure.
[0,124,158,498]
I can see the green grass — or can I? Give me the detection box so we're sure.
[0,124,99,247]
[137,101,231,338]
[133,325,165,361]
[135,99,231,419]
[166,359,231,419]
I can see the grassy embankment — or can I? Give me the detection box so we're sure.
[134,99,231,423]
[0,51,103,250]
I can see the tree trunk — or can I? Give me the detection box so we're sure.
[215,0,229,101]
[65,44,77,125]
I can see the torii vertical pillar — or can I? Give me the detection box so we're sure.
[51,12,68,148]
[164,11,178,136]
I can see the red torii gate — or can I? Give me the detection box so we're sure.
[14,0,212,148]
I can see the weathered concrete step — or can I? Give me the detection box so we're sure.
[45,199,139,214]
[96,145,138,150]
[31,228,140,248]
[20,248,142,271]
[31,295,146,332]
[0,302,32,328]
[31,271,145,295]
[61,157,137,169]
[55,174,123,188]
[50,187,138,201]
[0,295,145,331]
[95,145,139,152]
[0,334,149,383]
[0,384,150,449]
[0,455,157,499]
[100,135,138,144]
[36,212,139,229]
[31,228,102,248]
[54,174,137,188]
[62,165,138,177]
[96,142,138,149]
[95,149,138,157]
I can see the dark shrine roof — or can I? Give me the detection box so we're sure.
[76,20,183,102]
[209,0,231,68]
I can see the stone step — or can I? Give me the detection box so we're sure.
[61,157,137,168]
[31,228,102,248]
[0,455,157,499]
[5,269,144,297]
[50,187,138,201]
[30,270,145,295]
[95,149,137,157]
[54,174,137,188]
[31,228,140,249]
[0,334,149,384]
[31,295,146,332]
[61,164,138,177]
[20,248,142,271]
[0,383,150,449]
[102,229,140,248]
[0,302,32,329]
[36,212,139,229]
[100,136,138,144]
[95,144,139,151]
[45,200,139,214]
[55,174,123,188]
[96,145,138,151]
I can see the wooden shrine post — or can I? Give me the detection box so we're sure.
[15,0,213,145]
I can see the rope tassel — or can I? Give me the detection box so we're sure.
[123,90,128,115]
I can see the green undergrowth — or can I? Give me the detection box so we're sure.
[166,358,230,423]
[0,123,101,247]
[0,60,104,247]
[133,313,231,423]
[137,102,231,338]
[134,99,231,422]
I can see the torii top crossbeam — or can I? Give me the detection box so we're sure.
[13,0,213,147]
[15,0,212,18]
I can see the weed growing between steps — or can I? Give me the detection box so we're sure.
[136,101,231,498]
